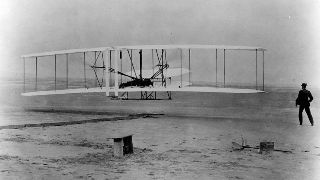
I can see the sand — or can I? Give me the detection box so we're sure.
[0,114,320,180]
[0,82,320,179]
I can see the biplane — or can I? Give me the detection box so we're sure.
[21,45,266,100]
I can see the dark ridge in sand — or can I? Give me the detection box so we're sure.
[26,107,244,120]
[0,113,163,130]
[25,108,165,117]
[25,108,126,115]
[3,135,113,150]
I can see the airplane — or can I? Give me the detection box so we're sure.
[21,44,266,100]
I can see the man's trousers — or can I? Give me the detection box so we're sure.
[299,105,314,125]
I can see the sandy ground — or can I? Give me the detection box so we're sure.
[0,114,320,180]
[1,82,320,179]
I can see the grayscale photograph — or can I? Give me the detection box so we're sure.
[0,0,319,179]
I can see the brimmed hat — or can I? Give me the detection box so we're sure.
[301,83,307,87]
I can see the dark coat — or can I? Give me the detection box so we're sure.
[296,89,313,107]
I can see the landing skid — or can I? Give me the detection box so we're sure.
[115,91,172,100]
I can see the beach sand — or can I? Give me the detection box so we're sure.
[0,115,320,180]
[0,82,320,179]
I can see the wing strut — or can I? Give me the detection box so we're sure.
[102,52,105,86]
[255,49,258,90]
[164,50,168,85]
[104,51,110,96]
[120,51,122,84]
[188,49,191,85]
[114,49,119,97]
[94,51,97,87]
[180,49,183,88]
[263,51,265,91]
[23,57,25,92]
[66,54,68,89]
[109,50,112,87]
[223,49,226,88]
[83,52,86,88]
[161,49,164,86]
[152,49,154,75]
[35,57,38,91]
[54,55,57,90]
[139,50,142,80]
[215,49,218,87]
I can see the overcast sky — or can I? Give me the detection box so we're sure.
[0,0,319,87]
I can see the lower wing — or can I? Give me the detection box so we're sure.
[21,86,263,96]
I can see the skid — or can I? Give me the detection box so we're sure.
[117,91,172,100]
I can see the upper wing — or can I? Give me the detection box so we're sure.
[114,44,266,51]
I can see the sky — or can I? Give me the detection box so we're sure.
[0,0,320,87]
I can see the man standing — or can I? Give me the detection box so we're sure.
[296,83,314,126]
